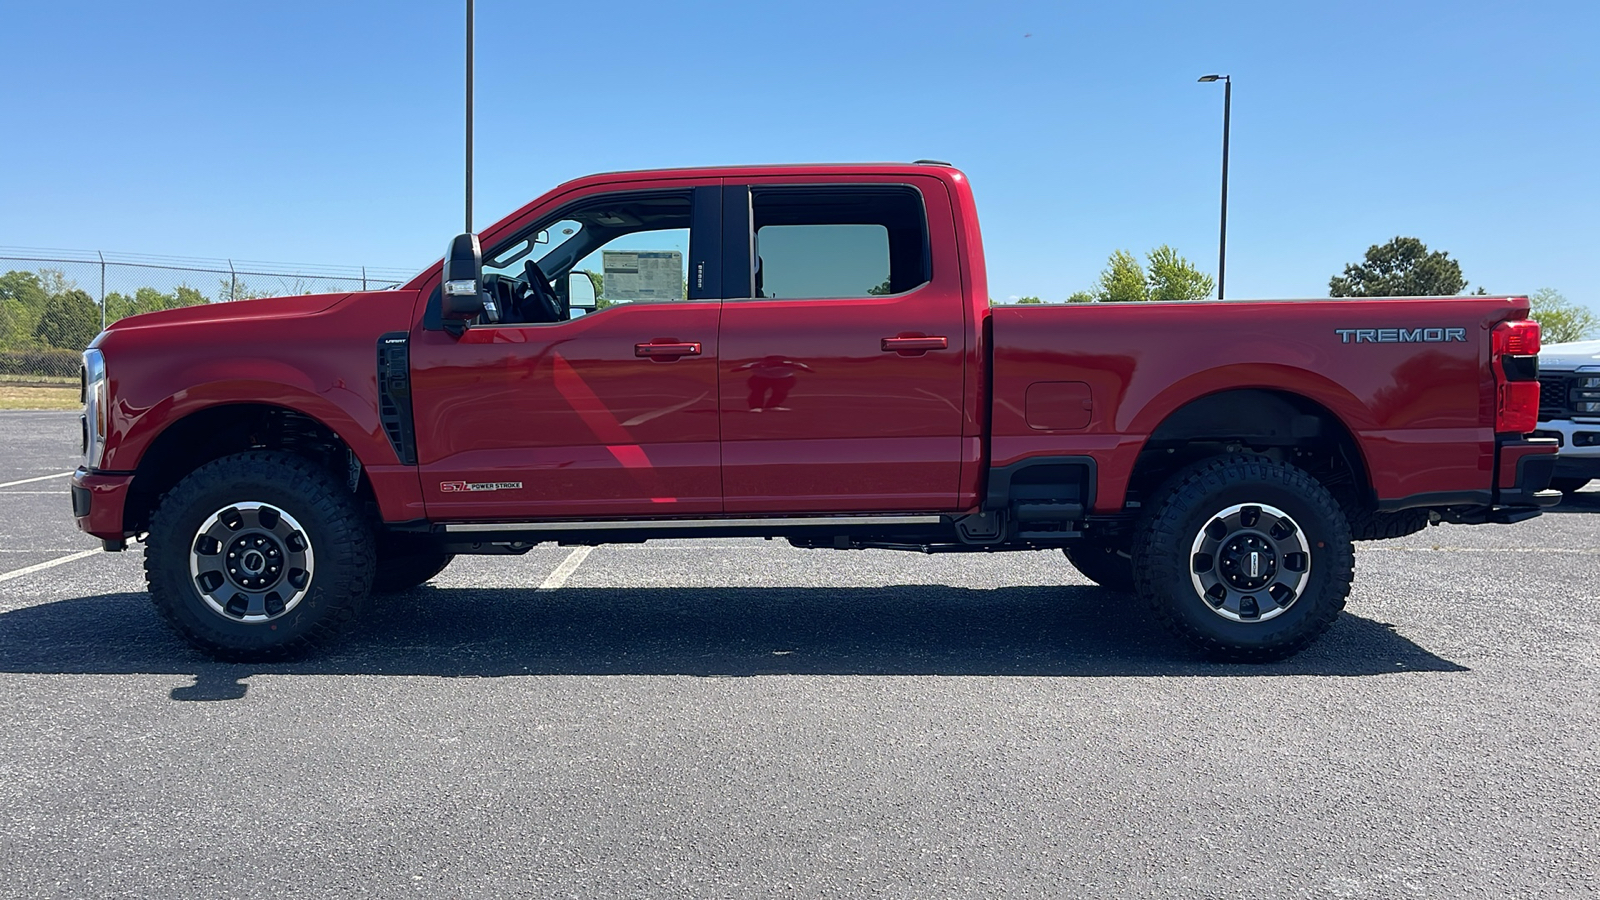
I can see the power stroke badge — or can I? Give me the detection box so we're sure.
[1334,327,1467,344]
[439,481,524,493]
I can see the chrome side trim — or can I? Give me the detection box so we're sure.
[443,515,944,533]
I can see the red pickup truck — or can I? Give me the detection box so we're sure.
[72,162,1556,662]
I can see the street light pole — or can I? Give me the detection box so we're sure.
[1198,74,1231,300]
[466,0,474,234]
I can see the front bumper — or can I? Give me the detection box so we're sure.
[71,467,133,546]
[1531,418,1600,480]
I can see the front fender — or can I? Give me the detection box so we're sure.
[104,365,393,473]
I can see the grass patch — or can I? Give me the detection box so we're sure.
[0,385,81,410]
[0,373,77,387]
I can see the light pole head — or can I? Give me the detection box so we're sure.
[1198,74,1229,83]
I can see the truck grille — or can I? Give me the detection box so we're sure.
[1540,372,1600,419]
[1539,373,1570,419]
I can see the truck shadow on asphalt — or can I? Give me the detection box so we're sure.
[0,585,1465,700]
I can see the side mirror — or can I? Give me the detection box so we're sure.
[440,233,485,322]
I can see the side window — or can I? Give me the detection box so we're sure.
[476,189,705,324]
[575,228,690,310]
[749,185,930,300]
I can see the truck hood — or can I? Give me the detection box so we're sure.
[1539,339,1600,371]
[101,292,351,333]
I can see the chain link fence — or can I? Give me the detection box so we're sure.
[0,248,416,381]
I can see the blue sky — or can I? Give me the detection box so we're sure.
[3,1,1596,309]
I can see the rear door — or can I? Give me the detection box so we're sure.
[409,182,725,520]
[717,177,967,513]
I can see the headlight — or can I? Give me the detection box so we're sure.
[1573,377,1600,415]
[82,349,108,469]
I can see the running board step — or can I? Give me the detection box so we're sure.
[1011,501,1085,541]
[443,515,945,533]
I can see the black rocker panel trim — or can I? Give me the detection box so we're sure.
[1376,490,1493,512]
[985,456,1098,512]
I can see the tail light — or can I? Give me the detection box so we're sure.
[1493,318,1541,356]
[1493,319,1540,434]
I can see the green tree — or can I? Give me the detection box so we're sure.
[1329,237,1467,297]
[36,268,73,296]
[1146,245,1216,301]
[867,279,892,296]
[0,270,50,349]
[106,288,161,321]
[216,277,278,303]
[0,270,49,308]
[4,265,93,347]
[0,298,35,349]
[34,289,101,349]
[108,284,211,322]
[103,292,134,321]
[1529,288,1599,344]
[1071,247,1215,304]
[1015,296,1043,304]
[173,284,208,307]
[1096,249,1149,303]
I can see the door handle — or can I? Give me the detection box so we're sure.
[635,341,702,359]
[881,336,948,353]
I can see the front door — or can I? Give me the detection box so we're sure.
[410,184,724,520]
[717,178,968,513]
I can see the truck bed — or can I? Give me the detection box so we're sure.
[988,296,1525,512]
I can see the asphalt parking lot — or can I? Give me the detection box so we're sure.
[1,409,1596,899]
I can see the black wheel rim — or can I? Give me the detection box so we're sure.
[1188,502,1310,623]
[188,502,315,622]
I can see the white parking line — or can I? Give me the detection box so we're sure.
[538,546,594,590]
[0,548,100,584]
[0,471,72,489]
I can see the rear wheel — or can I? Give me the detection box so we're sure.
[1132,454,1354,662]
[144,451,375,660]
[1062,539,1134,591]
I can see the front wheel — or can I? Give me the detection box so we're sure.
[1132,454,1354,662]
[144,451,375,660]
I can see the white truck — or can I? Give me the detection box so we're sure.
[1535,339,1600,494]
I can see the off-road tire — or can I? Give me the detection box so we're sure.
[1063,539,1134,592]
[1550,477,1591,495]
[373,533,454,593]
[144,451,375,661]
[1132,454,1355,662]
[1344,506,1429,541]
